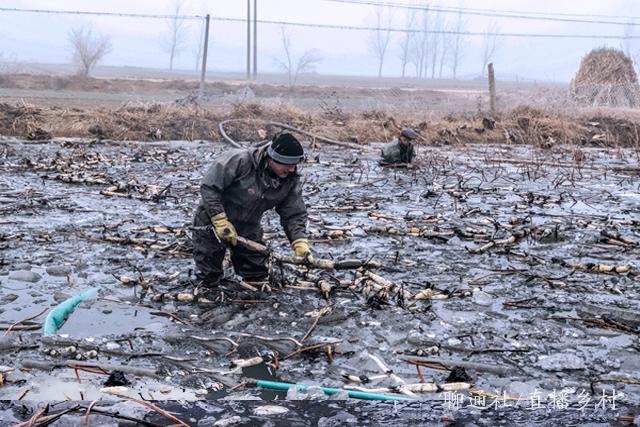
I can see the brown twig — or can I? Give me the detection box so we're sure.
[3,307,48,336]
[107,393,189,427]
[300,315,321,344]
[67,365,109,376]
[19,405,47,427]
[503,297,539,307]
[325,345,334,364]
[149,310,191,326]
[77,406,162,427]
[284,340,343,360]
[0,324,41,332]
[229,299,270,304]
[545,316,638,334]
[235,235,336,269]
[83,400,98,426]
[17,388,30,400]
[230,381,247,391]
[20,405,80,427]
[415,364,425,383]
[405,359,450,371]
[22,359,157,378]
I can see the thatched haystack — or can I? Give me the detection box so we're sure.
[569,47,640,107]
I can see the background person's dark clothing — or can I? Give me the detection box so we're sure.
[193,146,308,283]
[380,139,416,164]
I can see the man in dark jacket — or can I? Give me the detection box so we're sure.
[379,128,418,165]
[192,133,312,287]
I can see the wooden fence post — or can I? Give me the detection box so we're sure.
[488,62,496,113]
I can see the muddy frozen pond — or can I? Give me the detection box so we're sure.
[0,136,639,424]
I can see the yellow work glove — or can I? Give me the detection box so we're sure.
[211,213,237,246]
[292,238,313,262]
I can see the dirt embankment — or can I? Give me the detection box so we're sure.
[1,73,640,147]
[2,100,640,150]
[0,72,436,98]
[0,73,226,93]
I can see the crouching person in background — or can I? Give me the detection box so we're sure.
[379,128,419,166]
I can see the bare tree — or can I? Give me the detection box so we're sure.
[621,20,634,56]
[429,11,442,79]
[0,52,25,74]
[370,7,393,77]
[398,8,416,78]
[620,19,640,71]
[480,22,499,77]
[450,10,466,79]
[193,17,206,72]
[274,27,322,88]
[438,20,452,78]
[68,26,111,77]
[409,7,430,78]
[161,0,188,70]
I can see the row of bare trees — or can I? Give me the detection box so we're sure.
[620,20,640,73]
[67,2,499,80]
[371,6,500,79]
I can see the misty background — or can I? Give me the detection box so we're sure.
[2,0,640,83]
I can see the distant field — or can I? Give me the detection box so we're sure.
[10,61,566,89]
[0,64,571,116]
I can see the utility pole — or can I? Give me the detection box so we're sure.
[488,62,496,113]
[199,14,210,99]
[246,0,251,80]
[252,0,257,80]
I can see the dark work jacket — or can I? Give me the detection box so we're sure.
[199,146,308,242]
[380,139,415,164]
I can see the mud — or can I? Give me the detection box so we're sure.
[0,136,639,424]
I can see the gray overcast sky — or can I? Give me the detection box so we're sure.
[2,0,640,81]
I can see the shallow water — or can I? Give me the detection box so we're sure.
[0,137,638,423]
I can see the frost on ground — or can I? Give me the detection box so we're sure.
[0,136,638,424]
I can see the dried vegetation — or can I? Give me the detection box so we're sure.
[570,47,640,108]
[2,100,640,150]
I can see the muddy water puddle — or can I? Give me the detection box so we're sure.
[0,137,639,423]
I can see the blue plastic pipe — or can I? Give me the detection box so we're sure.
[43,288,98,336]
[255,379,414,401]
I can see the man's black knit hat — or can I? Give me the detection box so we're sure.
[267,133,304,165]
[400,128,419,140]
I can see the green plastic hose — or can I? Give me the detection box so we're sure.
[254,379,414,401]
[43,288,98,336]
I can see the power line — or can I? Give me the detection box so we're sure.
[324,0,639,20]
[1,6,639,39]
[368,0,637,20]
[205,17,640,39]
[0,7,204,20]
[427,4,636,21]
[322,0,640,27]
